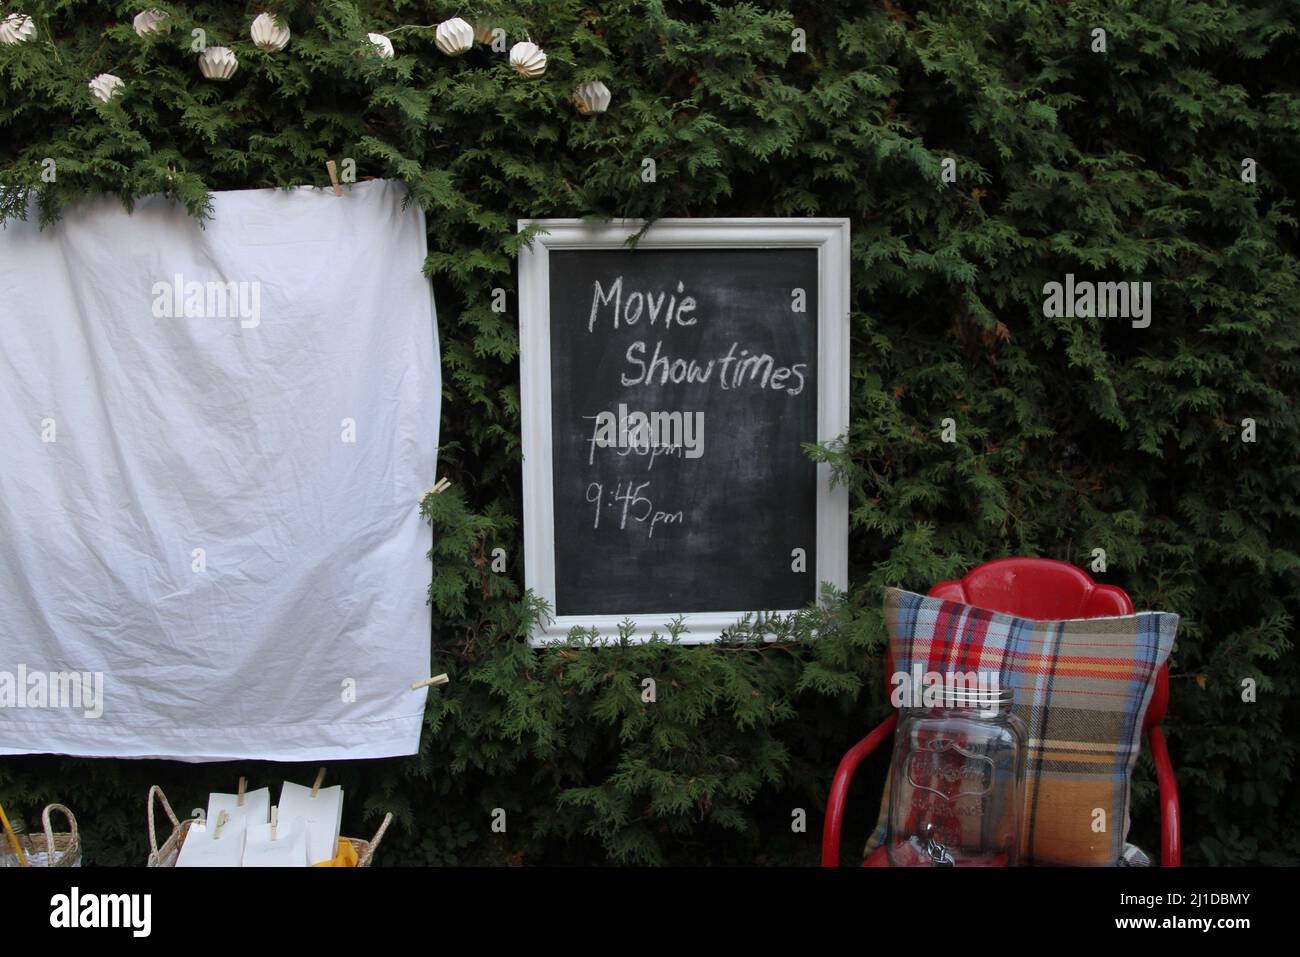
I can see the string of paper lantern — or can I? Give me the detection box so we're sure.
[1,10,608,114]
[396,16,607,113]
[418,19,613,112]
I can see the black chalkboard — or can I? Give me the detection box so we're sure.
[547,247,819,617]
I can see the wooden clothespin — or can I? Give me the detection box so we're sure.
[237,776,247,807]
[325,160,343,197]
[270,805,279,842]
[411,673,450,690]
[310,767,327,799]
[213,810,230,840]
[424,477,451,499]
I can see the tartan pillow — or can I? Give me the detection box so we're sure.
[867,587,1178,866]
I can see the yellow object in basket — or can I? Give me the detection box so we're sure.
[311,839,358,867]
[0,801,29,867]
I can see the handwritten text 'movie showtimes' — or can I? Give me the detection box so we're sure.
[588,277,808,395]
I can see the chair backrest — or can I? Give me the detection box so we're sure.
[924,558,1169,730]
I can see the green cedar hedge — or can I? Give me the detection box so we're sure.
[1,1,1296,865]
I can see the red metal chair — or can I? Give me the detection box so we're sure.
[821,558,1180,866]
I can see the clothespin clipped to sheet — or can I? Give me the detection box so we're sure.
[237,776,247,808]
[424,477,452,500]
[325,160,343,197]
[411,673,450,691]
[270,805,279,842]
[212,810,230,840]
[310,767,327,799]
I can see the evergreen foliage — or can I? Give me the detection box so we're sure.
[1,0,1296,865]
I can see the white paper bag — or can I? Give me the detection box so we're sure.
[242,820,310,867]
[207,788,270,829]
[278,782,343,865]
[175,815,246,868]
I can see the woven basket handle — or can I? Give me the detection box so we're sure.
[41,803,77,849]
[357,812,392,868]
[147,785,180,857]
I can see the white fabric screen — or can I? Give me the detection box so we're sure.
[0,179,437,760]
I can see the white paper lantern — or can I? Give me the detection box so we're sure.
[198,46,239,81]
[434,17,473,56]
[0,13,36,45]
[473,24,495,44]
[250,13,290,52]
[573,80,611,115]
[88,73,125,103]
[132,9,169,38]
[509,41,546,78]
[367,32,394,59]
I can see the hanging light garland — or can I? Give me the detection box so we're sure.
[24,12,610,124]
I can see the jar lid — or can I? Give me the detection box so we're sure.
[934,686,1013,709]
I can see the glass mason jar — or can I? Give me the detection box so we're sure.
[886,687,1026,866]
[0,817,30,867]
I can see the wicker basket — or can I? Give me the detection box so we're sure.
[21,804,81,867]
[147,785,390,867]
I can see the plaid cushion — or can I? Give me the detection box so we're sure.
[867,587,1178,866]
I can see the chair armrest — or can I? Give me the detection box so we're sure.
[821,714,898,867]
[1147,725,1181,867]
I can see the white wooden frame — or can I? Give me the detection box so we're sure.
[518,218,850,645]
